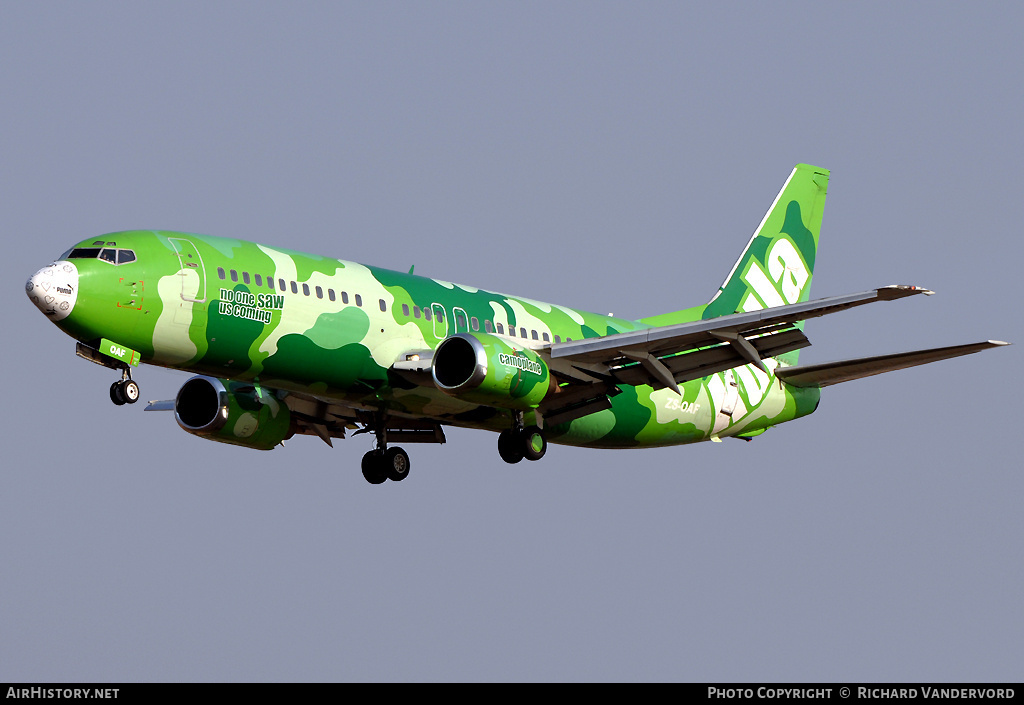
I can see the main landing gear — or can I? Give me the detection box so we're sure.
[361,447,410,484]
[361,421,410,484]
[109,370,140,406]
[497,412,547,464]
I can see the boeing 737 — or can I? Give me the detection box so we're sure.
[26,164,1008,483]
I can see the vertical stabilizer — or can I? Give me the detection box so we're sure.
[703,163,829,364]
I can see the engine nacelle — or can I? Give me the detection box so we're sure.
[432,332,550,410]
[174,376,291,450]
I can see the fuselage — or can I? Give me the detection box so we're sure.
[27,230,820,449]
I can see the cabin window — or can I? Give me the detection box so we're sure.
[230,269,238,283]
[496,322,504,335]
[217,267,226,280]
[279,278,286,291]
[254,274,262,287]
[520,327,527,338]
[402,304,410,317]
[542,332,550,342]
[379,299,387,312]
[455,311,466,329]
[554,335,561,343]
[531,330,539,341]
[290,281,298,294]
[436,308,445,321]
[242,272,250,285]
[315,286,323,299]
[424,308,431,321]
[341,291,349,304]
[471,317,479,331]
[302,283,310,296]
[484,320,493,333]
[267,276,274,290]
[413,306,421,319]
[355,294,362,307]
[508,326,515,337]
[328,289,336,302]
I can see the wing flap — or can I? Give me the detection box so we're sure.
[776,340,1009,388]
[545,285,928,392]
[550,285,930,366]
[613,328,810,389]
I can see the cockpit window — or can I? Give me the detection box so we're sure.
[68,248,102,259]
[65,247,137,265]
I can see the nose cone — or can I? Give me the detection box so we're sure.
[26,261,79,321]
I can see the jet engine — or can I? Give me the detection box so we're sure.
[174,376,292,450]
[432,332,550,410]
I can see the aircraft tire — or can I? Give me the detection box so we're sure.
[110,381,126,406]
[121,380,140,404]
[497,430,524,464]
[521,426,547,461]
[361,451,388,484]
[384,447,410,482]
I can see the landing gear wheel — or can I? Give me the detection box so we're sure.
[121,380,140,404]
[521,425,547,461]
[498,430,524,464]
[384,447,410,482]
[361,451,388,484]
[110,381,126,406]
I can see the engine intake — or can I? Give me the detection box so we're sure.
[432,332,549,410]
[174,376,291,450]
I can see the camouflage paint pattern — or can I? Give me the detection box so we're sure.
[26,164,830,451]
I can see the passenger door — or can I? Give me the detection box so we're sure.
[168,237,207,303]
[431,303,448,339]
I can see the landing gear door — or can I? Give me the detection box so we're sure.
[168,237,207,303]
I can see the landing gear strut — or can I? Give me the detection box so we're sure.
[361,418,410,484]
[109,369,140,406]
[497,412,547,464]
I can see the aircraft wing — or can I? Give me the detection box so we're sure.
[775,340,1009,388]
[536,285,932,426]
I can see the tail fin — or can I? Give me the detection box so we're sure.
[703,163,829,365]
[705,163,829,317]
[638,164,830,350]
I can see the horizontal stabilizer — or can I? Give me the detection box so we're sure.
[776,340,1009,388]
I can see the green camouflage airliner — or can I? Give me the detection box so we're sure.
[26,164,1008,483]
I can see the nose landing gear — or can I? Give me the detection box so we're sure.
[109,370,140,406]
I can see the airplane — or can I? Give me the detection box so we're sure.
[26,163,1008,484]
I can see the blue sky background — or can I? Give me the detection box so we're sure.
[2,2,1021,681]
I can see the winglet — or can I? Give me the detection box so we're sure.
[878,284,935,299]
